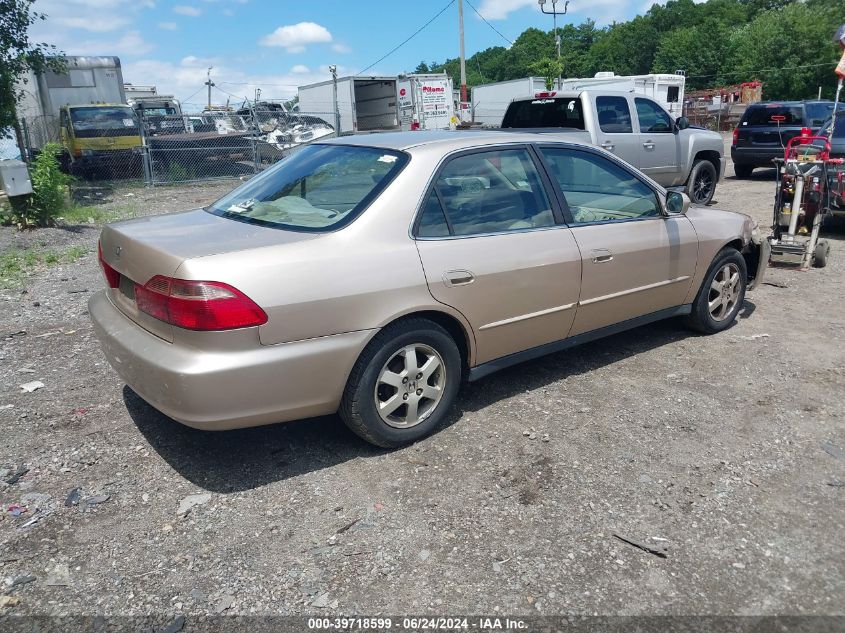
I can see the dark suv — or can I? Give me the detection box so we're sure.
[731,101,844,178]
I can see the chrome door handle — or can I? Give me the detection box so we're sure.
[643,141,655,149]
[590,249,613,263]
[443,270,475,286]
[601,142,615,151]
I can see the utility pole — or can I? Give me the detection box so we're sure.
[329,65,340,134]
[205,67,215,110]
[458,0,467,121]
[538,0,569,90]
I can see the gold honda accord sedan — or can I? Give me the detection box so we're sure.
[90,131,768,447]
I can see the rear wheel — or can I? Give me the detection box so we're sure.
[685,248,747,334]
[734,164,754,179]
[687,159,718,205]
[339,318,462,448]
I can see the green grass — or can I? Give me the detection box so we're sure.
[58,203,138,226]
[0,245,90,290]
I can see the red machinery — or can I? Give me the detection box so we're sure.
[768,132,845,268]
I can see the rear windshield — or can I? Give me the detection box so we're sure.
[207,144,408,231]
[501,97,585,129]
[742,105,803,126]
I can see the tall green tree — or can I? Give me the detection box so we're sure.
[653,19,735,89]
[585,17,659,76]
[726,1,842,99]
[1,0,64,155]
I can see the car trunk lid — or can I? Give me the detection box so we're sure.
[99,209,317,341]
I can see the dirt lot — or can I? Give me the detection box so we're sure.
[1,141,844,626]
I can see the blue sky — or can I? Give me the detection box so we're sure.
[32,0,661,108]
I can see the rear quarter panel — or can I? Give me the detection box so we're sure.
[173,153,477,359]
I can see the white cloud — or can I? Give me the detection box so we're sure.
[475,0,535,20]
[121,58,351,109]
[157,22,178,30]
[260,21,333,53]
[476,0,633,24]
[331,42,352,54]
[57,29,155,56]
[32,0,143,33]
[290,64,310,74]
[173,5,202,16]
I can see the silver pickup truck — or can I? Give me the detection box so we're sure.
[500,90,726,205]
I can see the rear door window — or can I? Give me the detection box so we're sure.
[416,148,554,237]
[596,96,633,133]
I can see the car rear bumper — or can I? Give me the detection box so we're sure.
[89,290,375,430]
[730,146,782,167]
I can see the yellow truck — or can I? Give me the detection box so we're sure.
[58,104,142,177]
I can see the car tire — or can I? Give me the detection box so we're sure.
[686,159,718,205]
[339,318,462,448]
[734,164,754,179]
[813,239,830,268]
[685,248,747,334]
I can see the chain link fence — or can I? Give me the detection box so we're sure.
[16,107,337,187]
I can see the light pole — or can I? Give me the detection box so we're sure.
[538,0,569,89]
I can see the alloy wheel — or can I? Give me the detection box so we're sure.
[693,169,715,203]
[374,344,446,429]
[708,263,741,321]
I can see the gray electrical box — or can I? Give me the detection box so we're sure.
[0,160,33,197]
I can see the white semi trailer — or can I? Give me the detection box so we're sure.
[471,77,547,126]
[396,73,455,131]
[471,72,687,126]
[298,76,399,135]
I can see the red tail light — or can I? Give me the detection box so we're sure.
[534,91,557,98]
[135,276,267,331]
[98,242,120,288]
[732,128,739,146]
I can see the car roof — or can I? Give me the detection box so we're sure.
[320,130,593,153]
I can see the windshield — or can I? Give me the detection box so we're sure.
[501,97,585,129]
[70,107,138,132]
[140,106,178,117]
[207,144,409,231]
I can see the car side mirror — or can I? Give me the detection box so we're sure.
[666,191,690,215]
[675,116,690,131]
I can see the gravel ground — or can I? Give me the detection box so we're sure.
[1,140,843,625]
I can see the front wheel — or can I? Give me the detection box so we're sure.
[339,318,462,448]
[813,239,830,268]
[685,248,747,334]
[687,159,718,205]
